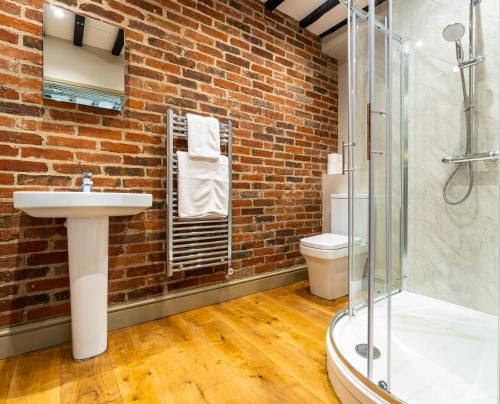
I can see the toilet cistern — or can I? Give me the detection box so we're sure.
[13,187,153,360]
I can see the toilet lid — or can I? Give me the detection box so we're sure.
[300,233,363,250]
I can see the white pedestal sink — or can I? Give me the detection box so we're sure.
[14,191,153,360]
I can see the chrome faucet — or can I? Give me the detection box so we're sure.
[81,172,93,192]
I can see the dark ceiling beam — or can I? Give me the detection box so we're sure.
[318,0,386,38]
[319,18,347,38]
[265,0,285,11]
[73,14,85,47]
[300,0,340,29]
[112,28,125,56]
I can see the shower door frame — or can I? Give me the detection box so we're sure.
[345,0,410,390]
[346,1,409,314]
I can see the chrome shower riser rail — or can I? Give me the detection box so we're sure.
[166,109,232,276]
[442,151,499,164]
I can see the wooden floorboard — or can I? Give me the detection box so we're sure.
[5,347,61,404]
[1,280,346,403]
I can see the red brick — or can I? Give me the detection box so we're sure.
[75,152,121,164]
[0,159,46,172]
[47,135,96,150]
[101,141,141,154]
[26,277,69,292]
[0,14,40,35]
[78,126,122,140]
[0,27,18,44]
[21,147,73,160]
[50,110,100,125]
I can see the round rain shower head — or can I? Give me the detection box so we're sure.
[442,23,466,42]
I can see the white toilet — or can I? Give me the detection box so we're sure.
[300,194,368,300]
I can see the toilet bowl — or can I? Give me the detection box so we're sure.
[300,194,368,300]
[300,234,368,300]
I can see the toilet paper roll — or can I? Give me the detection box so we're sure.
[327,153,343,175]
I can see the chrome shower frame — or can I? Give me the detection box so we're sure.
[342,0,409,389]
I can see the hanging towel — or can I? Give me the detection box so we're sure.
[186,113,220,159]
[177,151,228,218]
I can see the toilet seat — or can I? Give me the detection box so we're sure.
[300,244,348,260]
[300,233,367,260]
[301,233,349,250]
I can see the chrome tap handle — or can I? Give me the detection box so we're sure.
[81,172,93,192]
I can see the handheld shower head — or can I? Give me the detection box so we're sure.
[442,23,466,62]
[442,23,466,42]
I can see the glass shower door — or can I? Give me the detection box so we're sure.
[347,0,406,390]
[366,0,392,386]
[348,2,370,314]
[367,0,407,391]
[346,0,393,386]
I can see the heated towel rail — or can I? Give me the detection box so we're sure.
[166,110,232,276]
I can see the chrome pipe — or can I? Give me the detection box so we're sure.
[347,0,355,317]
[172,255,229,267]
[172,250,229,261]
[384,10,393,390]
[173,234,228,244]
[442,151,499,164]
[367,0,375,381]
[227,120,233,276]
[172,260,229,272]
[167,109,174,275]
[173,246,227,255]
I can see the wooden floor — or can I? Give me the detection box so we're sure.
[0,281,347,404]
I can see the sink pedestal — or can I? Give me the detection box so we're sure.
[67,217,109,360]
[13,191,152,361]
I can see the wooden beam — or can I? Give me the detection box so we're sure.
[318,0,386,38]
[319,18,347,38]
[265,0,285,11]
[112,28,124,56]
[73,14,85,47]
[300,0,340,29]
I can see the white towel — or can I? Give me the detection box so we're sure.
[186,113,220,159]
[177,151,228,219]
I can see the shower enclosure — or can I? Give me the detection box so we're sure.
[327,0,499,402]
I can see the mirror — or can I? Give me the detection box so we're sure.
[43,3,125,111]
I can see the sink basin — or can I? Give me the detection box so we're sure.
[14,191,153,360]
[13,191,152,218]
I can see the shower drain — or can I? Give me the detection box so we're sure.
[355,344,381,359]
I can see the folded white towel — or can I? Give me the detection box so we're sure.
[186,113,220,159]
[177,151,228,219]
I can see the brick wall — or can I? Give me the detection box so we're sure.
[0,0,338,327]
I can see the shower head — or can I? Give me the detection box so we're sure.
[442,23,465,62]
[442,23,466,42]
